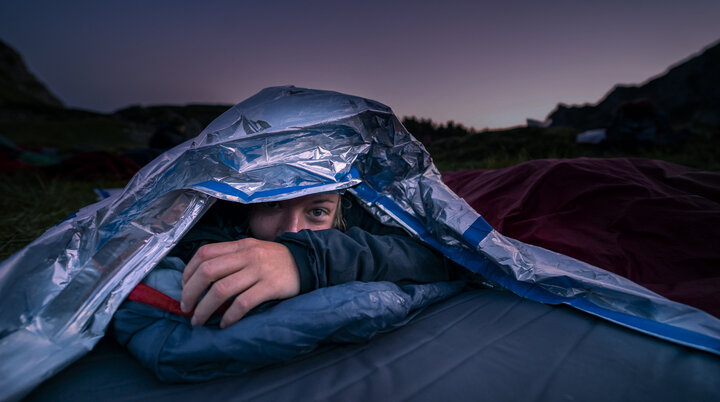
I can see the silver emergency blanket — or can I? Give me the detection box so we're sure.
[1,86,719,401]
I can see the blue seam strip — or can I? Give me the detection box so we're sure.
[185,175,720,355]
[191,169,360,202]
[351,182,720,356]
[461,217,493,246]
[570,298,720,355]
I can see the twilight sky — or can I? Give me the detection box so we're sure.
[1,0,719,129]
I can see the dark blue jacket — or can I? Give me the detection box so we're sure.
[169,196,458,293]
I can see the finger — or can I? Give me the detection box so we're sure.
[220,283,273,329]
[182,242,233,285]
[182,239,256,285]
[191,269,259,327]
[181,251,249,313]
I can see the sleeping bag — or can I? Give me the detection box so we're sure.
[113,254,464,382]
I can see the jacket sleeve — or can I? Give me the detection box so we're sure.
[276,227,456,294]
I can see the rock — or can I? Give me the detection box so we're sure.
[0,39,64,109]
[547,40,720,132]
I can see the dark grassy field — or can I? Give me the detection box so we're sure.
[427,125,720,171]
[0,116,146,153]
[1,116,718,261]
[1,115,143,260]
[0,173,128,260]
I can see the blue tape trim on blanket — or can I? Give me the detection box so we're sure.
[569,298,720,355]
[351,184,493,248]
[352,182,496,277]
[454,248,720,355]
[351,182,720,356]
[461,217,494,247]
[191,169,360,202]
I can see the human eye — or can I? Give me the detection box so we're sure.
[262,201,281,209]
[309,208,328,218]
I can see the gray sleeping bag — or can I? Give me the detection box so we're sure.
[112,257,464,382]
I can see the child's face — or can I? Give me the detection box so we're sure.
[248,193,340,241]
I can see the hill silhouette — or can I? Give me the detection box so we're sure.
[0,40,63,109]
[548,40,720,132]
[0,38,718,171]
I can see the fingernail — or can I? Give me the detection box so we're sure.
[219,321,226,329]
[191,316,197,326]
[180,302,187,312]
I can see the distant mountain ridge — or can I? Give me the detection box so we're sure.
[548,40,720,131]
[2,37,718,134]
[0,40,63,108]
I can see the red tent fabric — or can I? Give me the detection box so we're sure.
[442,158,720,318]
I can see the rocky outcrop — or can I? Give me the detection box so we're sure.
[0,40,64,108]
[548,40,720,131]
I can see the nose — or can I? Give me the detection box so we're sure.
[278,209,308,235]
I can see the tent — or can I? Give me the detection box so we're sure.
[1,86,719,401]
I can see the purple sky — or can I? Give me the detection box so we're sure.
[1,0,719,129]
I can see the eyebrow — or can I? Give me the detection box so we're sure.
[309,198,338,205]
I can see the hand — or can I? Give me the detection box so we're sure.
[180,238,301,329]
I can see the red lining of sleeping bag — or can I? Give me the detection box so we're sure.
[128,283,231,317]
[442,157,720,318]
[128,283,192,316]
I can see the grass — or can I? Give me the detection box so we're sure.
[0,117,145,153]
[428,126,720,171]
[0,172,128,261]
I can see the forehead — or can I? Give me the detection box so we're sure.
[283,193,339,206]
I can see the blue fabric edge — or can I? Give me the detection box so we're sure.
[351,182,720,356]
[191,168,359,202]
[186,170,720,356]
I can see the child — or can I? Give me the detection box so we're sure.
[175,192,456,329]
